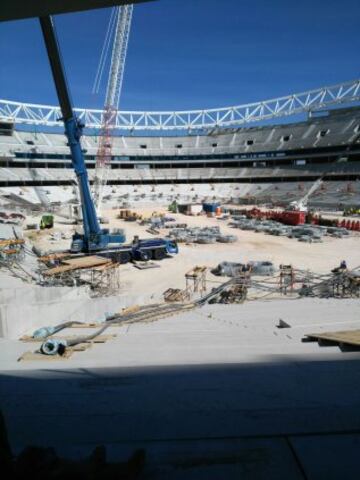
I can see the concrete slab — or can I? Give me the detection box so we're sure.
[291,434,360,480]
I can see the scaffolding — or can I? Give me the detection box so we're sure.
[185,266,207,296]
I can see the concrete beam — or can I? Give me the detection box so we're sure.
[0,0,153,22]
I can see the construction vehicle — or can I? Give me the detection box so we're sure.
[39,16,178,263]
[287,178,323,213]
[40,214,54,230]
[277,178,323,226]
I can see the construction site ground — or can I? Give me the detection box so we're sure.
[1,298,360,479]
[1,204,360,479]
[24,205,360,302]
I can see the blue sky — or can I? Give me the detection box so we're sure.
[0,0,359,111]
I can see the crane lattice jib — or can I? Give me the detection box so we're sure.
[93,5,133,211]
[105,5,133,109]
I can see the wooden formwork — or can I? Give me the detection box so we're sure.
[304,329,360,348]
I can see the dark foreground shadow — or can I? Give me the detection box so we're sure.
[1,356,360,479]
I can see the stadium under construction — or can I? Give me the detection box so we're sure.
[0,1,360,479]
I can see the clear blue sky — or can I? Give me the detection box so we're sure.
[0,0,359,111]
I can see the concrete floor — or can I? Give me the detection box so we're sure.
[1,299,360,478]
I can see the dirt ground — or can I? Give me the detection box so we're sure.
[23,204,360,301]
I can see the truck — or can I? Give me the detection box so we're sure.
[39,16,178,264]
[70,232,178,263]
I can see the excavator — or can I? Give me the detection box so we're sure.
[39,16,178,263]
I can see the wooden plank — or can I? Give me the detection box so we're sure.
[305,329,360,347]
[62,255,111,268]
[92,262,119,272]
[42,264,78,276]
[0,238,25,247]
[38,252,69,263]
[185,265,207,278]
[43,255,112,276]
[18,350,73,361]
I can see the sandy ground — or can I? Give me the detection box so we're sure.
[23,205,360,301]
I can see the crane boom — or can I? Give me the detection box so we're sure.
[39,15,126,252]
[287,178,323,212]
[106,5,133,109]
[39,16,102,244]
[301,178,323,205]
[93,5,133,214]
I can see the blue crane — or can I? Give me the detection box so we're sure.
[39,15,178,262]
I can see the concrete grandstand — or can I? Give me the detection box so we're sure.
[0,101,360,209]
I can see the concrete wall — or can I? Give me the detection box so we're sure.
[0,284,148,339]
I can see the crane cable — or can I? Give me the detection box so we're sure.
[92,7,117,95]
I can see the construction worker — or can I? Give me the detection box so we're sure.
[340,260,347,270]
[331,260,347,274]
[132,235,139,246]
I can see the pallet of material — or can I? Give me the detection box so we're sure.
[304,329,360,347]
[133,261,160,270]
[163,288,187,302]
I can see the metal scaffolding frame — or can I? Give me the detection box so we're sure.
[1,79,359,132]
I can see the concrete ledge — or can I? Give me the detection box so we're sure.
[0,284,149,339]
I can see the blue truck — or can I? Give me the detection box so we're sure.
[70,231,178,263]
[39,16,178,264]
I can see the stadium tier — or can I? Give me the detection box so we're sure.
[0,105,359,207]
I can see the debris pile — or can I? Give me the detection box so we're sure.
[208,283,248,304]
[169,226,237,244]
[298,268,360,298]
[230,217,351,242]
[209,263,360,301]
[212,260,275,277]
